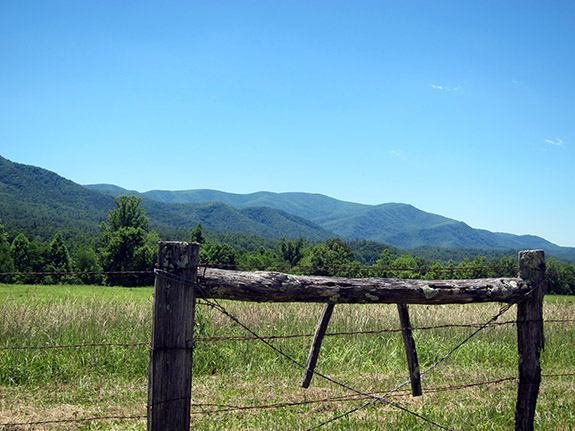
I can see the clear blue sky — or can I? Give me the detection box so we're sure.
[1,1,573,246]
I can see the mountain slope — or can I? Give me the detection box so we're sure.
[141,188,366,221]
[3,159,572,258]
[141,200,335,240]
[0,157,334,242]
[88,186,571,253]
[0,156,115,241]
[318,203,459,244]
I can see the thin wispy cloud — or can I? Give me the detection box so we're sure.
[545,138,565,148]
[431,84,461,92]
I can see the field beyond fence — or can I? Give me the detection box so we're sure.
[0,282,574,430]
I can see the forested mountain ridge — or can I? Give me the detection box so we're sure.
[0,156,115,241]
[87,184,573,257]
[89,187,367,221]
[141,200,334,241]
[0,156,334,243]
[1,155,573,260]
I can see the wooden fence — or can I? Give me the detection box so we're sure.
[147,242,546,431]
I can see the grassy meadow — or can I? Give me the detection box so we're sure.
[0,284,573,430]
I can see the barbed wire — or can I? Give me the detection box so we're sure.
[0,270,154,276]
[199,262,520,273]
[0,341,149,351]
[2,318,573,352]
[192,317,574,343]
[2,314,572,352]
[305,274,548,430]
[189,372,574,415]
[0,414,146,427]
[0,267,571,429]
[2,265,574,279]
[155,269,454,430]
[2,373,573,429]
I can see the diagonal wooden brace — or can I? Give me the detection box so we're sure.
[301,303,335,388]
[397,304,422,397]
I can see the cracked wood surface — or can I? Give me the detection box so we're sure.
[198,268,527,304]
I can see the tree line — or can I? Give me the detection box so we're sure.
[1,195,574,295]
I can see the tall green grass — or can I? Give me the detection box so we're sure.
[0,290,152,386]
[0,285,573,430]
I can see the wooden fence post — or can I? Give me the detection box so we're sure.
[515,250,546,431]
[397,304,422,397]
[148,241,199,431]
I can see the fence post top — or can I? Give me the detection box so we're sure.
[518,250,545,273]
[156,242,200,271]
[518,249,544,256]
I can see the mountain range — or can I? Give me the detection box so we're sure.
[1,155,574,260]
[87,185,570,254]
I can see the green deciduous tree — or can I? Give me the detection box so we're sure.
[10,233,34,283]
[74,245,104,285]
[390,255,424,279]
[372,248,396,278]
[301,238,355,276]
[10,233,30,272]
[190,222,206,245]
[45,232,74,284]
[203,243,237,269]
[483,256,517,278]
[0,219,14,280]
[454,256,490,279]
[99,195,156,286]
[238,246,282,271]
[278,237,305,266]
[424,261,447,280]
[546,258,575,295]
[106,195,149,232]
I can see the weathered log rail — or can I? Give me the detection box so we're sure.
[198,269,527,304]
[148,243,546,431]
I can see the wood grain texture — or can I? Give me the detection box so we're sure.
[397,304,422,397]
[148,242,200,431]
[515,250,546,431]
[198,269,527,304]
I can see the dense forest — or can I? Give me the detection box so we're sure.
[1,195,573,295]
